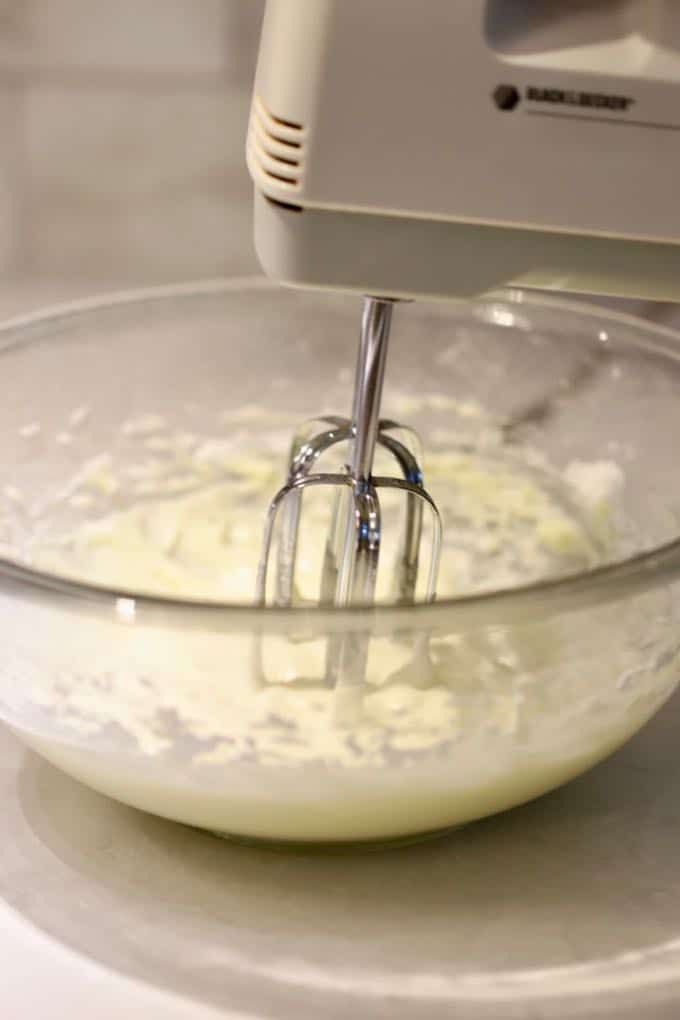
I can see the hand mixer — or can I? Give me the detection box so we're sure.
[248,0,680,612]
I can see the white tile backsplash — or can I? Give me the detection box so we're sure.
[0,0,241,76]
[24,84,257,281]
[0,1,264,286]
[0,89,23,272]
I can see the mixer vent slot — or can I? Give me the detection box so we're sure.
[249,95,305,190]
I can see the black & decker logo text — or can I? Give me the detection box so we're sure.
[526,86,634,111]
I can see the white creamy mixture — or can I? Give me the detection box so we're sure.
[29,430,620,602]
[3,402,674,843]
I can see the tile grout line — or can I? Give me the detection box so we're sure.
[2,79,32,275]
[0,63,252,92]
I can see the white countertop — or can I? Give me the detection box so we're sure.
[0,898,229,1020]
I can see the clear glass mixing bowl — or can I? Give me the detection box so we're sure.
[1,278,680,846]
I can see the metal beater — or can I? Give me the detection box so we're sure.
[257,297,442,611]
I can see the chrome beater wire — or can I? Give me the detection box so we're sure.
[255,296,442,697]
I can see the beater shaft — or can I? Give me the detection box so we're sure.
[350,297,393,483]
[333,297,394,607]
